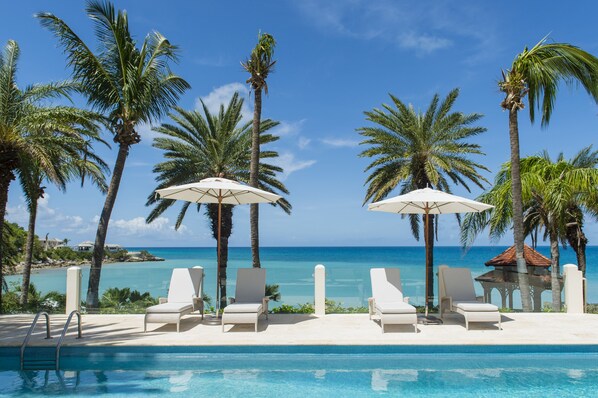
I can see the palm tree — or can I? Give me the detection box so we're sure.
[38,1,190,310]
[461,150,598,310]
[0,39,100,312]
[19,140,108,306]
[499,36,598,312]
[359,88,488,308]
[146,93,291,309]
[242,32,277,268]
[561,147,598,276]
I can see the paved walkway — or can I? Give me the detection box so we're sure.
[1,312,598,347]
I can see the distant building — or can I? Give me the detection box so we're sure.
[105,244,123,252]
[76,241,94,252]
[44,238,64,250]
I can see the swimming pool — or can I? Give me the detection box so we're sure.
[1,345,597,397]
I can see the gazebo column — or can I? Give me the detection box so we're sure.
[532,286,542,312]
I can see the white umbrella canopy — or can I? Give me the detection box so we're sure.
[368,187,493,214]
[156,177,281,312]
[156,177,282,205]
[368,187,493,320]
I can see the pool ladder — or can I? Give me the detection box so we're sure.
[20,310,82,371]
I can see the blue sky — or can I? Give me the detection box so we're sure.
[2,1,597,247]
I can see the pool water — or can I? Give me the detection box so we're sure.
[1,346,598,397]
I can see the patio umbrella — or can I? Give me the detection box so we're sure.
[368,187,493,319]
[156,177,281,311]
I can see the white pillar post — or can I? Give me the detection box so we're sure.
[563,264,585,314]
[314,264,325,317]
[66,266,82,314]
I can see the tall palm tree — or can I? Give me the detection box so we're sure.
[146,93,291,309]
[38,1,190,310]
[499,36,598,312]
[242,32,277,268]
[461,150,598,310]
[0,39,99,312]
[359,88,488,308]
[19,140,108,306]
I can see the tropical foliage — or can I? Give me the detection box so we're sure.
[461,147,598,310]
[146,93,291,309]
[0,39,101,312]
[18,129,108,306]
[1,282,66,314]
[38,0,190,310]
[499,36,598,311]
[359,88,488,307]
[242,32,277,268]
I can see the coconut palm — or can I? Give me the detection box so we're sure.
[499,36,598,311]
[38,1,190,310]
[146,93,291,309]
[242,32,277,268]
[359,88,488,308]
[0,39,101,312]
[461,150,598,310]
[19,140,108,306]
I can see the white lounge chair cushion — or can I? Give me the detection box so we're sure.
[375,301,416,314]
[454,301,498,312]
[224,302,263,314]
[146,302,193,314]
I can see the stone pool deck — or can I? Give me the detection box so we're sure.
[1,312,598,347]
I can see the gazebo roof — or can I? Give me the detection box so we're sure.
[485,245,551,267]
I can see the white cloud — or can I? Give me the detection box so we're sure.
[398,32,452,55]
[321,138,360,148]
[197,82,252,121]
[5,194,189,243]
[137,123,160,145]
[271,119,306,137]
[298,136,311,150]
[111,216,185,236]
[270,152,316,180]
[295,0,497,60]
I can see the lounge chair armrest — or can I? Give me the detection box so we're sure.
[158,297,168,304]
[368,297,375,316]
[262,297,270,314]
[476,296,484,302]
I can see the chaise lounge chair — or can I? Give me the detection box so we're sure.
[369,268,417,333]
[438,265,501,330]
[144,267,204,332]
[222,268,269,332]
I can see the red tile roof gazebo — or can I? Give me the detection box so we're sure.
[484,245,551,268]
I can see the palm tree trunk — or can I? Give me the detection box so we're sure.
[250,88,262,268]
[549,228,562,311]
[86,143,129,310]
[425,213,435,309]
[566,221,587,276]
[219,235,229,310]
[20,195,38,307]
[508,108,533,312]
[0,167,15,313]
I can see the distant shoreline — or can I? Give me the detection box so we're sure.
[8,254,164,276]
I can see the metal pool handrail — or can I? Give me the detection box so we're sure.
[55,310,82,370]
[20,311,52,369]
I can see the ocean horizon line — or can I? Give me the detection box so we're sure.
[125,245,598,249]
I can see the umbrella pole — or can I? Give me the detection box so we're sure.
[216,197,222,316]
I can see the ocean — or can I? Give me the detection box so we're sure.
[6,246,597,309]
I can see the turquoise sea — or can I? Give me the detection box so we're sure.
[6,246,597,309]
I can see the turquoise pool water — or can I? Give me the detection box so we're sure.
[1,346,598,397]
